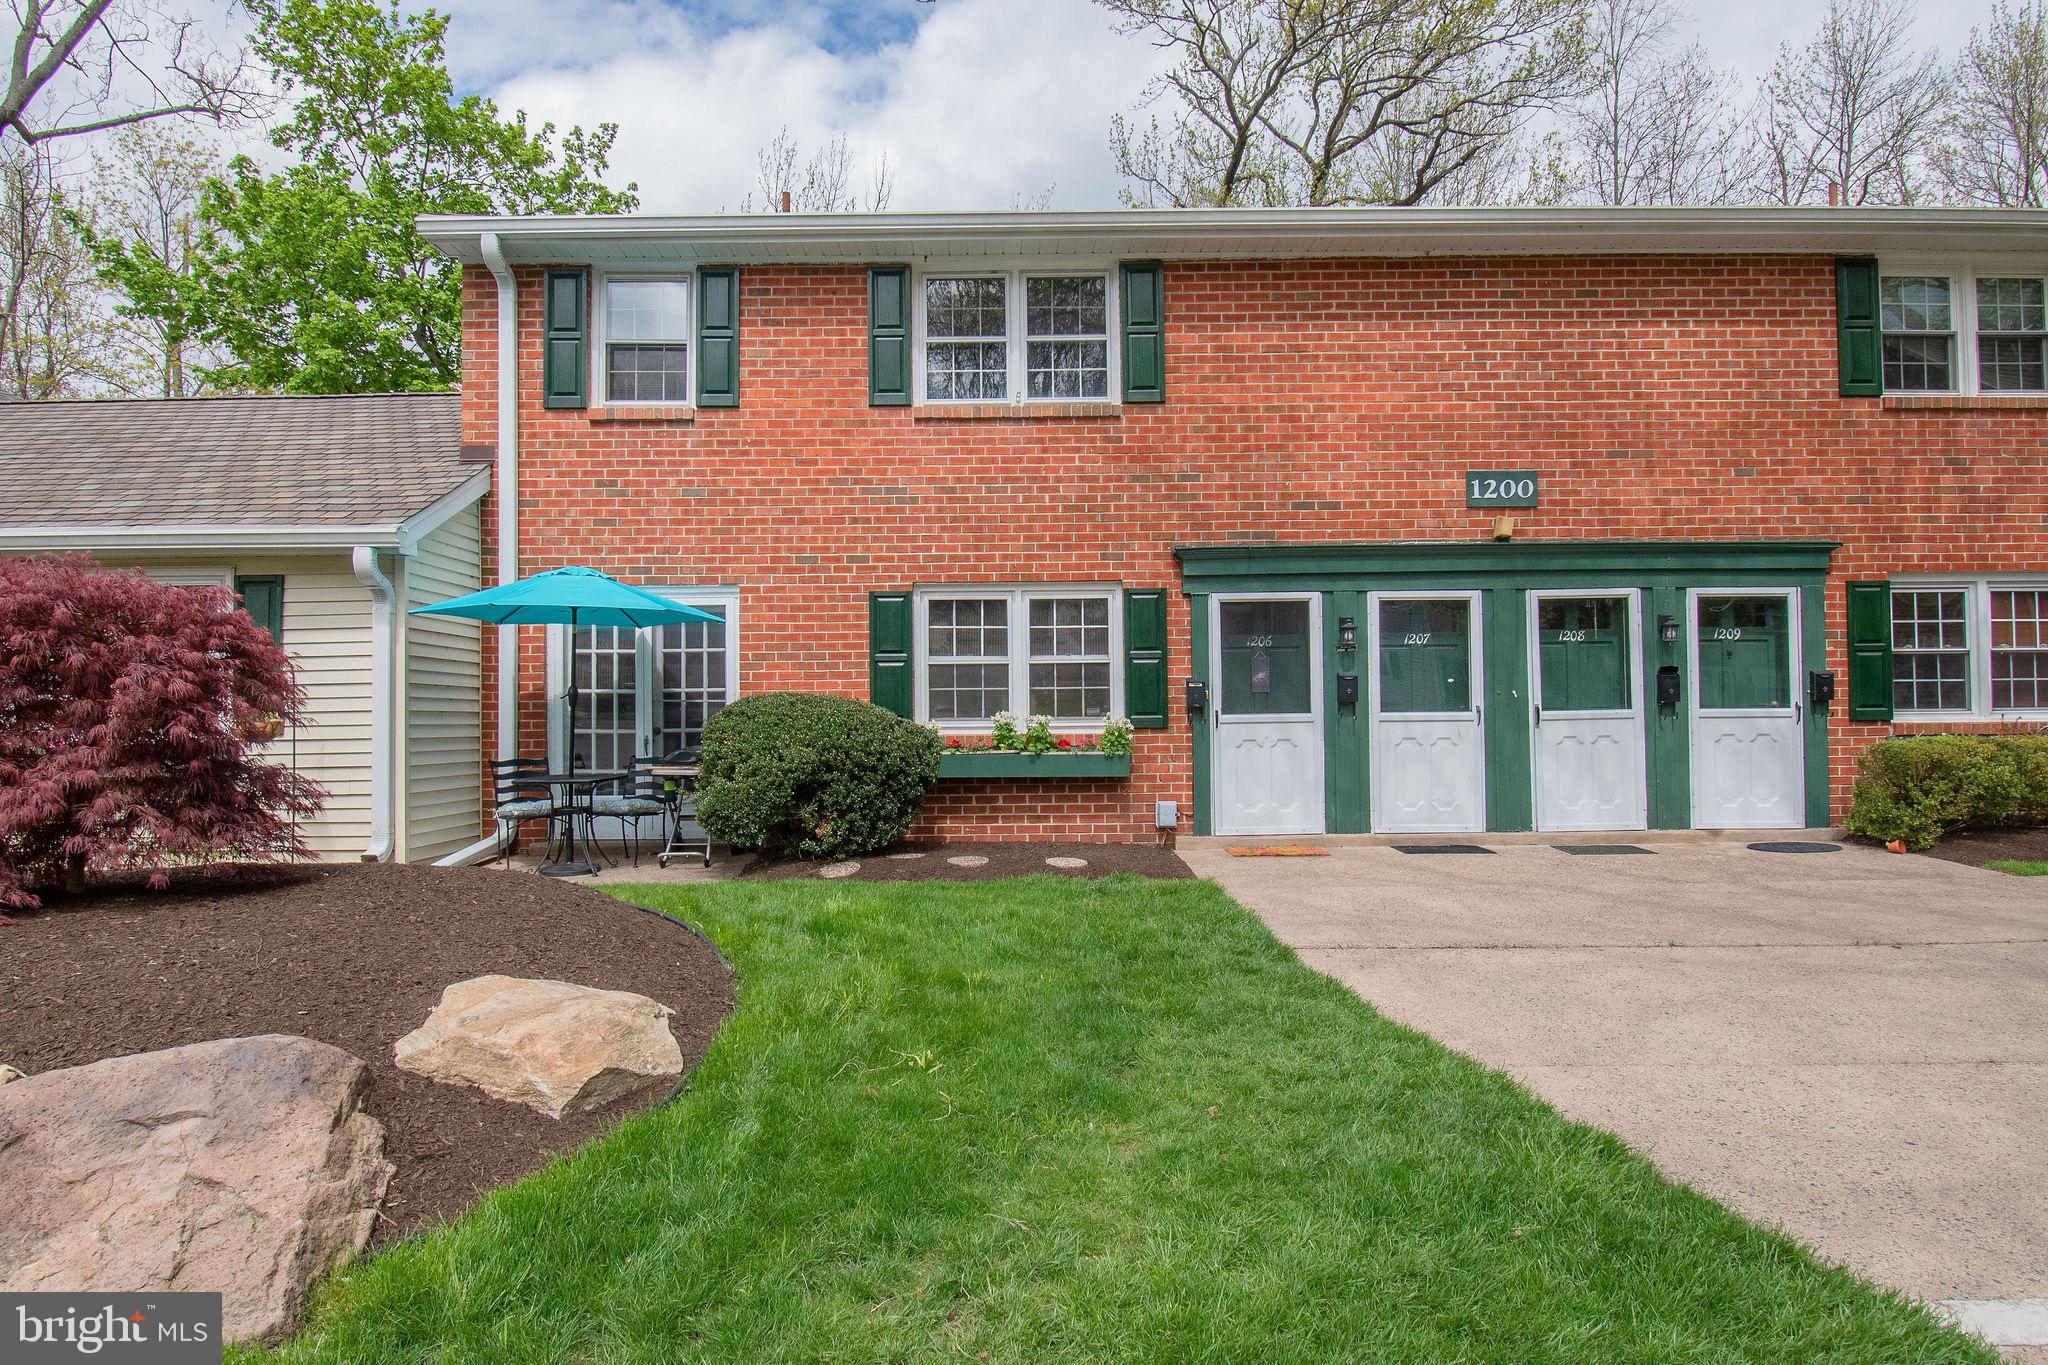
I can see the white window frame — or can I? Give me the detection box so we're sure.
[1892,575,2048,720]
[912,262,1120,406]
[912,584,1124,730]
[546,586,740,765]
[592,270,695,407]
[1879,257,2048,396]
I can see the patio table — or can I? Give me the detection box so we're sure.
[533,770,624,878]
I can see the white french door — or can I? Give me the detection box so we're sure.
[1528,589,1646,831]
[1689,588,1804,829]
[550,587,738,771]
[1370,591,1486,833]
[1208,594,1325,836]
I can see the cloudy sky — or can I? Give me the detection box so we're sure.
[415,0,1996,212]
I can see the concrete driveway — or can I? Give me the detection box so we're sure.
[1183,837,2048,1352]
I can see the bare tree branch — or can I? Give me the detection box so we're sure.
[1933,0,2048,206]
[0,1,264,148]
[744,126,896,212]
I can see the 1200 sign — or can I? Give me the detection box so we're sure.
[1465,470,1539,508]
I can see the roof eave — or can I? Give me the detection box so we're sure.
[416,205,2048,267]
[0,525,411,553]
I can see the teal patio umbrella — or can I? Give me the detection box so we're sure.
[412,566,723,875]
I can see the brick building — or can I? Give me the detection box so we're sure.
[421,206,2048,841]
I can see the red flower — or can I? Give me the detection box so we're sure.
[947,736,963,748]
[1057,736,1072,750]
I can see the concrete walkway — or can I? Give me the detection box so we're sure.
[1183,836,2048,1350]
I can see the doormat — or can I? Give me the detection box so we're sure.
[1225,845,1332,857]
[1555,844,1654,855]
[1746,841,1842,854]
[1392,844,1494,855]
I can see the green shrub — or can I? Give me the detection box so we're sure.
[1843,734,2048,850]
[694,693,942,859]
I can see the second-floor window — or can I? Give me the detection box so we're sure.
[917,268,1114,404]
[1880,264,2048,395]
[601,277,691,404]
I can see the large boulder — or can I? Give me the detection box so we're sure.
[0,1034,391,1343]
[393,974,683,1119]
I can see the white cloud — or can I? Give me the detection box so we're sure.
[476,0,1169,211]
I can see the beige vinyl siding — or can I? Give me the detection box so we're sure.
[398,506,484,861]
[272,562,375,858]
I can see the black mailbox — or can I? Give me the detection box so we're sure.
[1655,664,1682,709]
[1184,679,1208,715]
[1336,673,1360,709]
[1808,670,1836,706]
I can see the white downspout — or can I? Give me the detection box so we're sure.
[479,230,519,763]
[352,545,396,863]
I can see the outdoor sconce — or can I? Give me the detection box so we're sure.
[1338,615,1358,652]
[1658,613,1681,645]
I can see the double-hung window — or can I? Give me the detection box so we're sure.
[917,267,1115,404]
[1878,262,2048,395]
[917,586,1121,727]
[1891,578,2048,717]
[600,276,691,404]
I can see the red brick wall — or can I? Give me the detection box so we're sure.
[462,255,2048,840]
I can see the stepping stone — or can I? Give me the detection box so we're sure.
[946,855,989,868]
[1045,856,1089,869]
[819,861,861,879]
[884,851,927,861]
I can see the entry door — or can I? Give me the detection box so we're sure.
[1690,590,1803,829]
[1370,593,1485,833]
[1209,596,1324,836]
[1529,591,1646,831]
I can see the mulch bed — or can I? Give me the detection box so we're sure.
[0,862,733,1247]
[1919,825,2048,870]
[742,840,1193,882]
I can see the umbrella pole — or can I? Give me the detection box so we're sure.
[544,604,596,878]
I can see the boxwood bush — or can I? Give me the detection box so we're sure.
[693,693,942,859]
[1843,734,2048,851]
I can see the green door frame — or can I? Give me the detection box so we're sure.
[1176,540,1838,836]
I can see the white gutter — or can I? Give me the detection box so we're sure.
[480,230,519,764]
[351,545,397,863]
[418,204,2048,265]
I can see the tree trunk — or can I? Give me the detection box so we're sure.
[64,851,86,895]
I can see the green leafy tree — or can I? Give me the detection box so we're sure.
[94,0,636,393]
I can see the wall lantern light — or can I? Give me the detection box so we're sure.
[1338,615,1358,651]
[1658,613,1681,645]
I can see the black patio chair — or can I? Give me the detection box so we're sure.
[592,755,670,867]
[491,757,557,865]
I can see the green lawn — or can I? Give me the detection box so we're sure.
[1988,859,2048,876]
[257,876,1987,1363]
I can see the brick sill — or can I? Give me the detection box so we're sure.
[912,402,1122,422]
[587,404,697,424]
[1889,716,2048,731]
[1880,394,2048,411]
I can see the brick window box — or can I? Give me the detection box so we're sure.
[938,751,1132,779]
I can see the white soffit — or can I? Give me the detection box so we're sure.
[419,206,2048,268]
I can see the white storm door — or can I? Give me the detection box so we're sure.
[1690,589,1804,829]
[1209,595,1324,836]
[1530,590,1646,832]
[1370,592,1485,833]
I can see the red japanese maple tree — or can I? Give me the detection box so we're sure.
[0,555,323,915]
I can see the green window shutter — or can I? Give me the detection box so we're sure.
[1124,588,1169,729]
[1835,257,1882,398]
[1845,580,1894,721]
[870,591,914,717]
[868,266,911,407]
[697,266,739,407]
[1120,261,1164,403]
[543,269,588,409]
[233,575,284,646]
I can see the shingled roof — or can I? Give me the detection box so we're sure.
[0,392,474,540]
